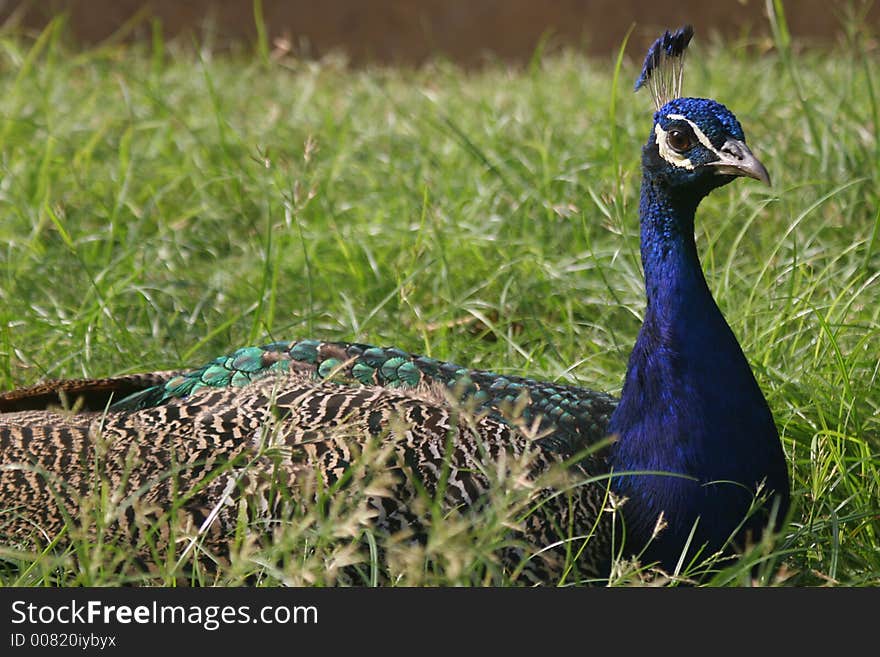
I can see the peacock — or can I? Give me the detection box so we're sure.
[0,26,790,581]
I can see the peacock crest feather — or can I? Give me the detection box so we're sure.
[634,24,694,109]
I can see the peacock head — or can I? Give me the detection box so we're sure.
[635,25,770,195]
[645,96,770,193]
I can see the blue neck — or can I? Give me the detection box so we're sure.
[607,173,789,570]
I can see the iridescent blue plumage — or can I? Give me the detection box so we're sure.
[102,87,789,571]
[0,26,790,577]
[607,90,787,568]
[657,97,745,145]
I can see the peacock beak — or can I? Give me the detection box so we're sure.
[708,138,771,186]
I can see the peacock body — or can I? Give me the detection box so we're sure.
[0,26,790,581]
[1,375,609,579]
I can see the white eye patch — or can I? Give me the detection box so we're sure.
[654,114,723,169]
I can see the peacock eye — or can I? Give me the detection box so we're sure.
[667,129,693,153]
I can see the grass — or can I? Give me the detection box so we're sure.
[0,5,878,586]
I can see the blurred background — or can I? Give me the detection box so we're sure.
[1,0,877,65]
